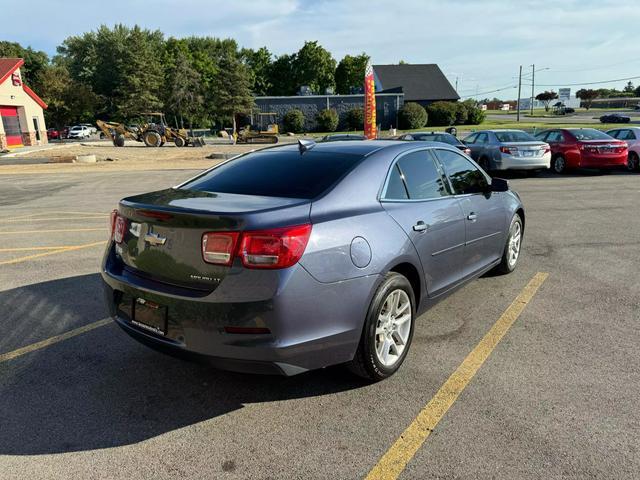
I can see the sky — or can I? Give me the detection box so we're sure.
[2,0,640,99]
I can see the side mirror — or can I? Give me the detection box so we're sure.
[491,177,509,192]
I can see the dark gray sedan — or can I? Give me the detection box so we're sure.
[463,129,551,172]
[102,140,524,380]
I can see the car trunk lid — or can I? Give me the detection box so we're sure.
[115,188,311,291]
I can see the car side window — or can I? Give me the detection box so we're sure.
[464,133,478,144]
[384,164,409,199]
[384,150,448,200]
[546,131,563,143]
[618,130,634,140]
[608,130,621,139]
[435,149,489,195]
[534,131,548,141]
[475,133,489,144]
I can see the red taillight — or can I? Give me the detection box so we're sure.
[202,232,240,266]
[201,224,312,269]
[109,209,118,240]
[499,146,517,154]
[543,145,551,154]
[114,215,126,244]
[240,224,312,269]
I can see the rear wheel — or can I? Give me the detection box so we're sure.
[552,155,567,174]
[143,131,162,147]
[348,272,415,381]
[627,152,639,172]
[494,214,523,274]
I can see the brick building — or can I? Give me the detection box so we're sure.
[0,58,48,150]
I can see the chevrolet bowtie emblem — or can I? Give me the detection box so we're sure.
[144,232,167,246]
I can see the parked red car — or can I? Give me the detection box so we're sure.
[534,128,627,174]
[46,128,60,140]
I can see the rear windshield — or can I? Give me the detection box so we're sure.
[413,134,459,145]
[494,131,535,142]
[182,149,365,199]
[568,129,612,141]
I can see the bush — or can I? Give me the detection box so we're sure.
[398,102,428,129]
[426,101,457,126]
[453,102,468,125]
[461,99,486,125]
[316,108,339,132]
[283,109,305,133]
[345,107,364,130]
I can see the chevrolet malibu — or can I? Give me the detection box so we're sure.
[102,140,525,381]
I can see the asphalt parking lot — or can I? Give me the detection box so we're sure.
[1,167,639,479]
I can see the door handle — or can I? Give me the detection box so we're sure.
[467,213,478,221]
[413,221,429,232]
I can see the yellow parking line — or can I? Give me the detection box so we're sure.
[0,240,106,265]
[0,216,107,224]
[0,227,104,235]
[0,246,80,252]
[365,272,549,480]
[0,318,111,363]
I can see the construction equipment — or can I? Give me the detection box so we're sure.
[96,113,206,148]
[236,112,279,144]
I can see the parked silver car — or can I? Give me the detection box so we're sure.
[606,127,640,171]
[463,129,551,173]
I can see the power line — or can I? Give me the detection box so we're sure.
[535,74,640,87]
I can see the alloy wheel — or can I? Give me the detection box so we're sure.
[508,221,522,269]
[375,289,412,367]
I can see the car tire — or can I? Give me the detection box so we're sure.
[627,152,639,172]
[552,155,567,174]
[174,136,186,147]
[348,272,416,382]
[494,214,523,275]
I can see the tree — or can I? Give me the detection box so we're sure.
[623,81,635,93]
[292,41,336,94]
[38,63,98,129]
[0,41,49,92]
[240,46,273,96]
[535,90,559,111]
[453,102,468,124]
[163,47,204,128]
[267,54,296,96]
[335,53,370,94]
[211,53,254,133]
[398,102,428,129]
[576,89,599,110]
[635,85,640,97]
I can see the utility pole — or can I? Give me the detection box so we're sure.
[516,65,522,122]
[455,76,458,92]
[530,64,535,116]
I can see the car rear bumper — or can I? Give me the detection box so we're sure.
[578,153,627,168]
[101,248,379,376]
[494,152,551,170]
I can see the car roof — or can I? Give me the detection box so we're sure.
[259,139,457,157]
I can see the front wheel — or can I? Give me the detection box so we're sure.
[348,272,415,381]
[494,214,523,274]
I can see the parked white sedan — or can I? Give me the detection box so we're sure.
[68,125,92,139]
